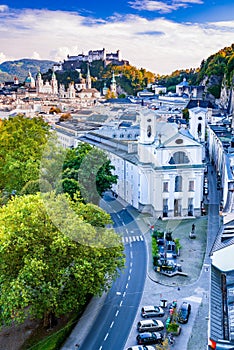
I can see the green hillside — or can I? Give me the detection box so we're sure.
[0,58,56,83]
[157,43,234,98]
[51,60,156,96]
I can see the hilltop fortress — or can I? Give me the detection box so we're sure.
[57,48,129,71]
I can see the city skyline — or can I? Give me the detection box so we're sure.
[0,1,233,74]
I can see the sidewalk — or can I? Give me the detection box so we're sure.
[125,202,208,288]
[61,292,108,350]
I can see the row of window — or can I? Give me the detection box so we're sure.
[163,177,194,192]
[112,133,139,139]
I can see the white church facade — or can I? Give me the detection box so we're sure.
[82,109,205,218]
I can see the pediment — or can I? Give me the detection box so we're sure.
[163,131,201,148]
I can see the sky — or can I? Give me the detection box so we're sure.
[0,1,233,75]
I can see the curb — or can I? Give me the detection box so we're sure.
[61,292,108,350]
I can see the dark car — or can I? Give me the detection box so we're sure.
[141,305,165,318]
[126,346,156,350]
[136,332,163,345]
[178,301,191,323]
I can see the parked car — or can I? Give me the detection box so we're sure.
[137,319,164,332]
[204,187,209,195]
[178,301,191,323]
[141,305,165,318]
[126,346,156,350]
[136,332,163,345]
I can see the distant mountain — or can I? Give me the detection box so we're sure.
[0,58,56,83]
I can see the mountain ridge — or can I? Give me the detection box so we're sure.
[0,58,56,83]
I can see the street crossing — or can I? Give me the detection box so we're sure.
[121,235,144,244]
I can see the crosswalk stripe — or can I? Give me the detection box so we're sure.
[121,236,144,244]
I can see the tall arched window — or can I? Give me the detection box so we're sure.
[147,125,152,137]
[197,123,202,135]
[175,175,182,192]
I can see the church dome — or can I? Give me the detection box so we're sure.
[25,71,35,88]
[25,71,35,83]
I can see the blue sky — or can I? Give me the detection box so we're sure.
[0,1,233,74]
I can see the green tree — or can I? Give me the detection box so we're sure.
[62,143,118,204]
[0,193,124,328]
[182,108,190,123]
[0,115,50,194]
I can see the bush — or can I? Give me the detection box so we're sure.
[167,322,180,334]
[152,236,159,257]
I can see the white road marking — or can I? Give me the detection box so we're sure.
[186,296,202,303]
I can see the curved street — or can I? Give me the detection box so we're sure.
[62,193,148,350]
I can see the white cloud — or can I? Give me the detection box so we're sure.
[0,8,233,74]
[0,52,15,64]
[32,51,41,60]
[128,0,203,13]
[0,5,8,12]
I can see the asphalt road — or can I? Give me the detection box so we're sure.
[78,193,147,350]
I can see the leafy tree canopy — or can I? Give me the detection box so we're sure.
[0,192,124,327]
[55,61,155,96]
[0,115,50,194]
[61,143,118,204]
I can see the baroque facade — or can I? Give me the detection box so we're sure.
[36,70,58,95]
[82,109,205,218]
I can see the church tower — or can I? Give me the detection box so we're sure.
[51,69,58,95]
[86,64,92,89]
[68,82,76,99]
[139,109,157,145]
[188,102,206,143]
[36,70,43,93]
[110,71,117,97]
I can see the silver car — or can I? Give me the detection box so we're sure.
[137,319,164,333]
[141,305,165,318]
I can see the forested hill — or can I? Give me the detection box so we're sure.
[0,58,56,82]
[157,43,234,98]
